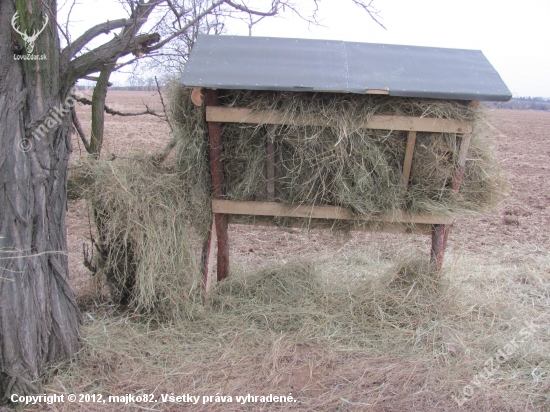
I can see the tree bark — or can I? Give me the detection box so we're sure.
[88,65,114,156]
[0,1,80,403]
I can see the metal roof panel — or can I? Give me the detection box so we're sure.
[181,35,512,101]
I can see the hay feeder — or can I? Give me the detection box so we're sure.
[180,35,511,290]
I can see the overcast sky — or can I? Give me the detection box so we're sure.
[66,0,550,97]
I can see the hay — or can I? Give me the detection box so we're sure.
[79,83,215,319]
[85,157,207,321]
[207,90,503,216]
[210,257,451,349]
[48,253,550,410]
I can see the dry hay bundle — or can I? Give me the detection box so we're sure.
[86,158,208,321]
[174,88,505,223]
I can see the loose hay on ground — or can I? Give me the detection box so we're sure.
[48,253,550,411]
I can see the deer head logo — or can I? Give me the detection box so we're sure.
[11,11,49,54]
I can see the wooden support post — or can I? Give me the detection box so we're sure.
[431,224,451,269]
[402,131,417,190]
[205,89,230,281]
[431,115,475,269]
[266,126,276,202]
[201,216,217,294]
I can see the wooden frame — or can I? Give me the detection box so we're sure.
[201,88,477,286]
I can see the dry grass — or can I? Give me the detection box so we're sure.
[45,250,550,411]
[82,158,208,321]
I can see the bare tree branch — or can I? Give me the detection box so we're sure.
[150,76,177,164]
[74,95,164,118]
[155,76,173,133]
[350,0,386,29]
[40,0,71,48]
[83,75,113,86]
[63,0,77,46]
[113,55,142,71]
[67,32,160,84]
[145,0,226,52]
[71,107,90,150]
[61,18,147,61]
[225,0,279,17]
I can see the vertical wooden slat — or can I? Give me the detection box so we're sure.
[451,132,472,191]
[205,89,230,281]
[266,125,276,201]
[402,131,417,190]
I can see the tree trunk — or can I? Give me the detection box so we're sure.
[88,65,114,156]
[0,1,80,403]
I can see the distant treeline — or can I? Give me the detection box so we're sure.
[484,96,550,111]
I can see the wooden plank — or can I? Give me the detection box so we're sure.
[206,106,473,134]
[452,132,472,191]
[228,215,432,236]
[266,125,276,201]
[205,89,230,281]
[212,199,453,225]
[402,131,417,190]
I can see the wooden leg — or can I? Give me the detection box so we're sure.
[205,89,230,281]
[402,131,417,191]
[201,216,217,294]
[215,213,229,281]
[430,124,474,269]
[431,224,452,270]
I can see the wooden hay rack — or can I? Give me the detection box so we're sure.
[191,87,477,290]
[180,35,511,291]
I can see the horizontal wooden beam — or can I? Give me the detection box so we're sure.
[212,199,453,225]
[228,215,432,236]
[205,107,472,134]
